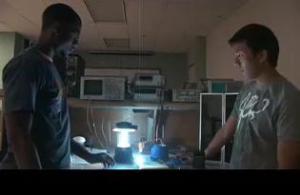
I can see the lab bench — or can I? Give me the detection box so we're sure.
[70,147,229,170]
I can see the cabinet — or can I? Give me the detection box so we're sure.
[199,93,238,163]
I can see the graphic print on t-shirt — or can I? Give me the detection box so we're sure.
[237,92,270,131]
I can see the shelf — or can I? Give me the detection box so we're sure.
[68,98,199,111]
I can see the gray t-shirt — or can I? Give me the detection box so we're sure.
[1,47,71,169]
[230,79,300,169]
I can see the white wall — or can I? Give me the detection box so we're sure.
[188,36,206,82]
[0,33,27,89]
[207,0,300,88]
[0,33,15,89]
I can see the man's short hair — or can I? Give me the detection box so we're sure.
[228,24,279,67]
[42,3,81,31]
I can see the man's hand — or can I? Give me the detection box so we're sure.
[86,152,115,168]
[278,140,300,169]
[71,139,114,167]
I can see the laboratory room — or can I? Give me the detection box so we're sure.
[0,0,300,170]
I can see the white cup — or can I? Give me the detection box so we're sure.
[73,136,86,145]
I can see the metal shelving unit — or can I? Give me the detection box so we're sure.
[199,92,239,166]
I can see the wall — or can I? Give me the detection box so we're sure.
[188,36,206,81]
[78,52,188,89]
[207,0,300,88]
[0,33,15,89]
[0,32,27,89]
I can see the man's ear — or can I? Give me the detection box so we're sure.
[258,50,268,64]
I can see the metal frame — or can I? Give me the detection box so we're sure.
[199,92,238,167]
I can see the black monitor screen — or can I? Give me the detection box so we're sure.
[84,80,103,95]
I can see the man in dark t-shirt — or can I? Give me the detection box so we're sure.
[0,4,113,169]
[2,46,71,169]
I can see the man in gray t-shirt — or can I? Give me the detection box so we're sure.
[205,24,300,169]
[230,79,300,168]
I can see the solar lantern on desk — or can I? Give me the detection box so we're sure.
[113,121,137,164]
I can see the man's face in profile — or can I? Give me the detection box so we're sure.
[55,24,81,56]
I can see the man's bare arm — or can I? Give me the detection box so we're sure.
[205,116,237,159]
[5,112,41,169]
[278,140,300,169]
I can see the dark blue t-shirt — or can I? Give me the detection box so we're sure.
[2,47,71,169]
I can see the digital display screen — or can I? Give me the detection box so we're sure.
[139,76,153,81]
[84,80,103,95]
[134,88,157,94]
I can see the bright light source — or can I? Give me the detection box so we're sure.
[117,131,130,148]
[113,122,137,164]
[112,128,136,132]
[113,126,137,148]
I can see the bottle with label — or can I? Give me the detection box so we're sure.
[138,137,146,153]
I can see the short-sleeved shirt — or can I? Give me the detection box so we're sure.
[1,46,71,169]
[230,79,300,169]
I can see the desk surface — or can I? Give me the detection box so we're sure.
[68,98,199,111]
[71,153,168,170]
[70,148,229,170]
